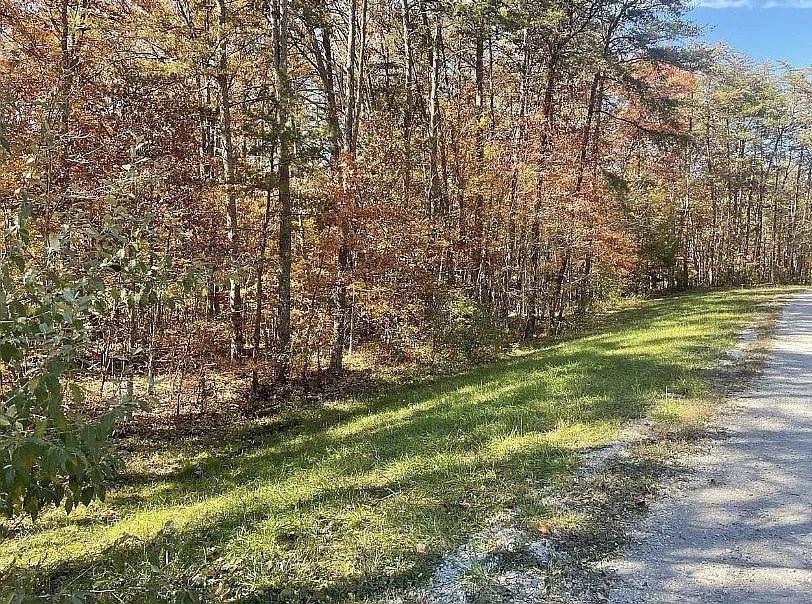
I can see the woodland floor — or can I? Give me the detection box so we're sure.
[0,287,795,603]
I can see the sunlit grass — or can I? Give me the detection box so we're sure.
[0,288,789,602]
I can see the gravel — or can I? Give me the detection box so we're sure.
[607,289,812,603]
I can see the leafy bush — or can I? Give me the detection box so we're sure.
[427,290,507,365]
[0,197,131,519]
[0,139,174,520]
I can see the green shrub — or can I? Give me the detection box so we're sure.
[427,290,507,365]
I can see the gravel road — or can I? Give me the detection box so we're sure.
[608,289,812,603]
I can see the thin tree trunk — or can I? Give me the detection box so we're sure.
[330,0,367,376]
[57,0,87,204]
[58,0,72,198]
[252,179,274,393]
[215,0,244,361]
[271,0,292,384]
[523,51,558,340]
[471,29,485,292]
[401,0,414,198]
[428,20,447,220]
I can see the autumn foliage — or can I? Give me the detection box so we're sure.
[2,0,811,421]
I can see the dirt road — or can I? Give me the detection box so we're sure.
[609,290,812,602]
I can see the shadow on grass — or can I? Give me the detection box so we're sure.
[0,288,779,602]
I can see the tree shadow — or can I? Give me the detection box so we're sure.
[1,288,780,601]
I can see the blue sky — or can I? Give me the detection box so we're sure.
[689,1,812,66]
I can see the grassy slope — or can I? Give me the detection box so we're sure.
[0,288,789,601]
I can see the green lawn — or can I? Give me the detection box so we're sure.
[0,288,787,602]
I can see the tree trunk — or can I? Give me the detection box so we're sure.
[523,51,558,340]
[252,178,273,393]
[215,0,244,361]
[401,0,414,199]
[471,29,485,293]
[272,0,292,384]
[57,0,87,205]
[330,0,367,376]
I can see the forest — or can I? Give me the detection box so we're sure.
[1,0,811,601]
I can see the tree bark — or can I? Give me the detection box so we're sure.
[523,50,558,340]
[272,0,292,384]
[471,29,485,293]
[330,0,367,376]
[427,19,445,220]
[215,0,244,360]
[401,0,414,198]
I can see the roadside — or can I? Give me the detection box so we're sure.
[390,288,791,604]
[606,288,812,602]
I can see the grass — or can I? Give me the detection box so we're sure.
[0,288,791,602]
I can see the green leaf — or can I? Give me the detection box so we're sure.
[80,486,94,506]
[68,383,84,404]
[0,342,21,363]
[47,447,66,471]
